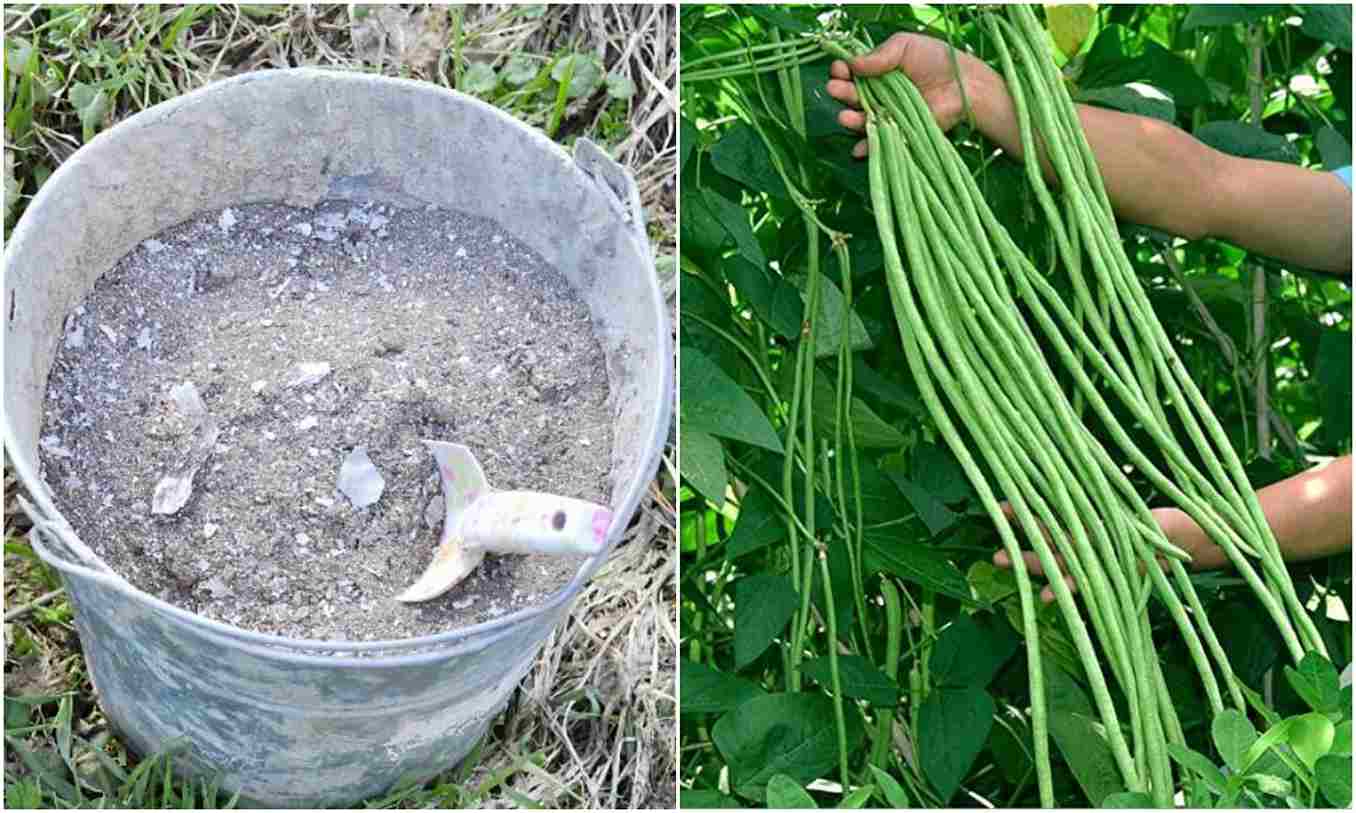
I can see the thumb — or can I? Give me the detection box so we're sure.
[850,33,913,77]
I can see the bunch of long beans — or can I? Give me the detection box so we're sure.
[824,4,1325,806]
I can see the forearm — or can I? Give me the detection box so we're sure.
[1167,455,1353,571]
[970,77,1352,274]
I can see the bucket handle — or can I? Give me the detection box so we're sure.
[574,138,648,250]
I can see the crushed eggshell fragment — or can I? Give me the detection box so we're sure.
[337,446,385,508]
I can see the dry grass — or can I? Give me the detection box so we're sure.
[4,4,676,808]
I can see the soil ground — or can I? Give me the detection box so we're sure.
[38,200,611,642]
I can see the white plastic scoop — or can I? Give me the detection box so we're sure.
[395,440,612,603]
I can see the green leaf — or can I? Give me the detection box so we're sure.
[712,693,865,798]
[1194,121,1299,164]
[1212,709,1259,773]
[880,469,958,537]
[681,789,743,808]
[1166,744,1228,793]
[741,5,813,34]
[69,81,111,143]
[680,660,767,715]
[1243,773,1292,797]
[837,785,874,808]
[1288,712,1336,771]
[723,257,803,339]
[930,613,1020,689]
[862,533,972,602]
[1046,4,1098,60]
[1047,666,1127,805]
[724,487,785,560]
[807,371,907,450]
[917,686,994,802]
[681,430,727,508]
[703,188,767,268]
[1182,5,1285,30]
[1315,327,1352,448]
[1298,4,1353,51]
[1315,126,1352,171]
[604,72,635,101]
[1285,651,1343,713]
[551,53,603,98]
[1316,754,1353,807]
[462,62,498,95]
[1079,24,1212,108]
[868,765,912,807]
[711,122,788,198]
[800,655,900,707]
[1102,791,1154,807]
[1333,720,1352,755]
[811,275,874,359]
[680,116,700,178]
[502,55,539,87]
[766,774,817,808]
[910,443,974,503]
[1075,83,1176,122]
[680,347,783,452]
[734,574,800,669]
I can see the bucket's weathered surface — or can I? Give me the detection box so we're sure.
[3,68,672,807]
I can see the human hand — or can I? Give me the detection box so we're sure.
[825,32,1008,158]
[991,504,1226,604]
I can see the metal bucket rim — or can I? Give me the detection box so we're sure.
[4,67,674,664]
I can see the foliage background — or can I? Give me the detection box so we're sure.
[678,3,1351,808]
[3,4,677,808]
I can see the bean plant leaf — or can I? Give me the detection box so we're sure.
[917,686,994,803]
[811,275,874,358]
[1316,754,1353,807]
[680,116,700,177]
[1102,792,1154,807]
[1166,744,1228,793]
[1297,4,1353,52]
[862,532,972,602]
[712,693,864,797]
[1046,666,1126,805]
[1079,25,1212,108]
[765,774,817,808]
[462,62,498,95]
[734,574,799,669]
[680,347,783,452]
[1044,4,1098,60]
[704,188,768,268]
[1181,5,1284,30]
[1075,83,1175,122]
[808,372,907,449]
[1287,712,1336,771]
[1194,121,1300,164]
[681,430,728,507]
[680,660,766,715]
[1315,126,1352,171]
[929,613,1020,689]
[1315,328,1352,448]
[800,655,899,707]
[723,257,802,338]
[868,765,912,808]
[1334,720,1352,755]
[724,487,785,560]
[681,789,743,809]
[1212,709,1259,773]
[1284,651,1342,713]
[880,468,959,537]
[712,121,788,198]
[837,785,874,808]
[605,71,636,100]
[503,55,539,87]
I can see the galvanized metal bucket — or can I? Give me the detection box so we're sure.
[3,68,672,807]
